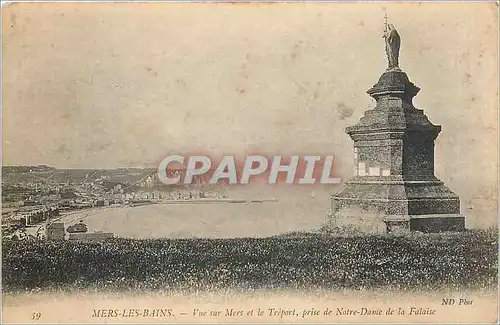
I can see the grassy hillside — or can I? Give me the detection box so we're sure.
[2,229,497,293]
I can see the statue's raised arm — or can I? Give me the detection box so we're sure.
[383,24,401,71]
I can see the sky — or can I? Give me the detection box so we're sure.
[2,2,498,226]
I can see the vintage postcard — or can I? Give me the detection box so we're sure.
[1,1,498,324]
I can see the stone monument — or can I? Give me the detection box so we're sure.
[330,22,466,233]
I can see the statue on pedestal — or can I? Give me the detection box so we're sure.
[328,17,465,233]
[383,20,401,71]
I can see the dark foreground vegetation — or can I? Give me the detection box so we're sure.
[2,229,497,293]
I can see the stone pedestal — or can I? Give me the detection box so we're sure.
[330,69,465,233]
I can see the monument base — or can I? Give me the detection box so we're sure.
[326,207,466,234]
[329,177,466,233]
[384,214,466,233]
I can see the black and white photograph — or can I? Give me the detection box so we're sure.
[1,2,498,323]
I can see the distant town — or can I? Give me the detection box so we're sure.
[2,164,240,242]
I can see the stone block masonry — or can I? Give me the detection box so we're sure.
[330,25,465,233]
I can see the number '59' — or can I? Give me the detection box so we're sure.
[32,312,41,320]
